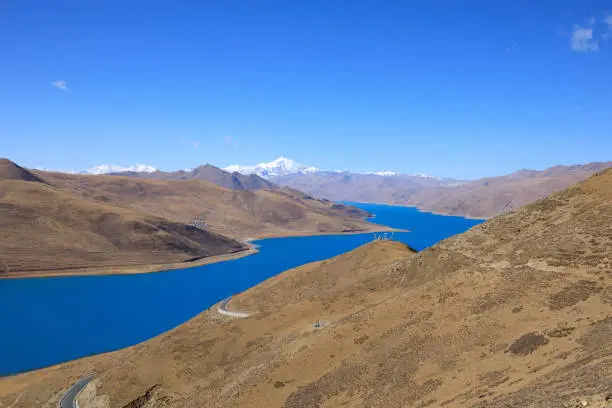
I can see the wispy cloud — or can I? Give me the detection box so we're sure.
[178,137,201,149]
[505,43,519,53]
[564,12,612,52]
[222,136,237,146]
[570,26,599,52]
[604,15,612,40]
[51,80,71,92]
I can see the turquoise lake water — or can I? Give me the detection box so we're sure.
[0,203,483,376]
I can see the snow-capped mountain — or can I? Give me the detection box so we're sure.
[36,164,158,175]
[224,157,447,180]
[85,164,157,175]
[406,172,441,180]
[224,157,318,178]
[34,167,82,174]
[363,171,399,176]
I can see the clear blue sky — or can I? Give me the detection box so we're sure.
[1,0,611,179]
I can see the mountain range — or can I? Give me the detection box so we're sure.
[84,157,611,219]
[2,165,610,407]
[114,164,276,191]
[35,164,158,175]
[271,161,612,218]
[225,156,319,178]
[0,158,385,278]
[39,157,442,179]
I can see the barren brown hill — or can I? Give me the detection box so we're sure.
[0,158,43,183]
[273,162,611,218]
[34,170,380,240]
[406,161,612,218]
[0,159,384,277]
[1,170,610,407]
[0,177,246,277]
[116,164,276,191]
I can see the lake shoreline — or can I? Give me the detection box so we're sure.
[0,226,402,280]
[0,203,480,378]
[346,200,488,220]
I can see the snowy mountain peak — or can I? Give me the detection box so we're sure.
[408,172,441,180]
[364,171,399,176]
[34,164,157,175]
[224,157,318,178]
[86,164,157,175]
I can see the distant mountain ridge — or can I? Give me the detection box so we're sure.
[0,158,384,277]
[35,156,447,180]
[35,164,157,175]
[271,161,612,218]
[224,156,319,178]
[30,158,612,218]
[108,164,276,191]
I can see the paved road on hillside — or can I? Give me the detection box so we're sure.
[218,297,251,318]
[60,374,95,408]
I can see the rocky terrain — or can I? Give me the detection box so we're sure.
[1,168,609,407]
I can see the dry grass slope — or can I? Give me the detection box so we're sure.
[1,159,385,277]
[274,162,612,218]
[1,170,609,407]
[0,178,245,276]
[35,169,381,239]
[116,164,276,191]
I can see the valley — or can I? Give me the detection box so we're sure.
[0,168,609,408]
[4,4,611,407]
[113,156,611,219]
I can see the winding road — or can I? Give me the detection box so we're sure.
[59,374,95,408]
[217,297,251,318]
[56,298,248,408]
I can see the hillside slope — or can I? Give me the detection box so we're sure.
[406,161,612,218]
[1,158,384,276]
[273,162,611,218]
[0,177,246,277]
[115,164,276,191]
[1,170,609,407]
[35,170,380,239]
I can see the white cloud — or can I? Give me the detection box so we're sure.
[604,15,612,40]
[222,136,237,146]
[51,80,71,92]
[570,26,599,52]
[505,43,519,53]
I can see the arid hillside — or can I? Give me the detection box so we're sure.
[0,159,384,277]
[1,170,609,407]
[273,162,611,218]
[34,169,379,240]
[406,161,612,218]
[116,164,276,191]
[0,160,246,277]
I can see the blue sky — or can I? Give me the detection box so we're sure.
[1,0,611,179]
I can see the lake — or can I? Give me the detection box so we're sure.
[0,203,482,376]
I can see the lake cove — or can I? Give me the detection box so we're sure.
[0,203,482,376]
